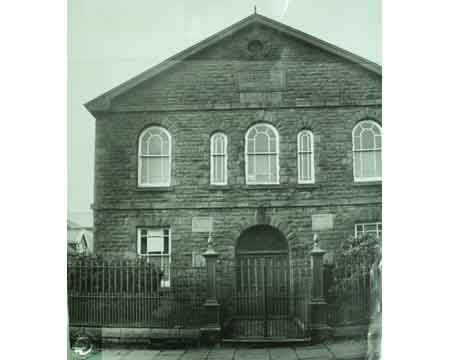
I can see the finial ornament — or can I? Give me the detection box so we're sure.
[313,232,319,249]
[254,5,257,14]
[207,232,213,250]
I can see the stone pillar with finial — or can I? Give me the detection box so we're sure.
[309,233,331,342]
[201,232,221,343]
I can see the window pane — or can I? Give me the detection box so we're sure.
[300,133,311,151]
[141,158,149,183]
[218,137,225,154]
[300,153,311,180]
[162,157,170,183]
[159,129,169,142]
[140,237,147,254]
[248,155,255,179]
[148,158,164,183]
[375,135,382,149]
[361,129,375,149]
[220,156,225,183]
[362,151,376,178]
[255,133,269,152]
[269,137,277,152]
[140,134,150,154]
[163,234,169,254]
[248,138,255,153]
[364,224,377,232]
[354,152,362,179]
[148,234,164,253]
[371,124,381,135]
[374,150,381,178]
[162,139,169,155]
[353,136,361,151]
[270,155,277,182]
[255,154,269,175]
[149,136,163,155]
[217,156,223,183]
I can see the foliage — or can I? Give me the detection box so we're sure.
[328,232,381,302]
[67,254,163,294]
[337,232,381,266]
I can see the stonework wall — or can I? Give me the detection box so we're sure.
[91,22,382,262]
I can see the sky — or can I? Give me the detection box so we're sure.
[68,0,381,225]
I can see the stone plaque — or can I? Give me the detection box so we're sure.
[192,217,213,233]
[238,70,285,91]
[311,214,334,231]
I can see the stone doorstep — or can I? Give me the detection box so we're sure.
[295,346,333,360]
[325,341,368,360]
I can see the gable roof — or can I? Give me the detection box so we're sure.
[85,13,381,113]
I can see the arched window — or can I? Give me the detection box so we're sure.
[245,123,279,184]
[352,120,382,181]
[297,130,315,183]
[138,126,171,186]
[210,133,227,185]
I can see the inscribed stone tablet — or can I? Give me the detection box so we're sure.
[312,214,334,231]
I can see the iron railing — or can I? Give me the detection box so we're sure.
[325,256,371,326]
[67,257,207,328]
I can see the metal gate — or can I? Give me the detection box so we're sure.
[220,254,311,339]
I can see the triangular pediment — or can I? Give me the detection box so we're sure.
[85,13,381,112]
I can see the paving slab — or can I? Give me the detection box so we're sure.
[88,349,133,360]
[122,350,161,360]
[154,350,186,360]
[295,345,332,360]
[269,347,298,360]
[180,348,210,360]
[326,340,367,359]
[206,348,236,360]
[234,348,270,360]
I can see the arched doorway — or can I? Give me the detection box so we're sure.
[233,225,291,338]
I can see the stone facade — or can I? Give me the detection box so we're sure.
[88,15,381,268]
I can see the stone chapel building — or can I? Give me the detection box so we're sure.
[85,13,381,289]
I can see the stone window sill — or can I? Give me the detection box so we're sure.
[295,183,320,190]
[353,181,382,187]
[136,186,174,192]
[243,184,320,190]
[209,185,232,190]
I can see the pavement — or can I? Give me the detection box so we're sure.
[70,339,374,360]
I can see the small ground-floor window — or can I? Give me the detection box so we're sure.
[355,222,382,239]
[137,227,171,287]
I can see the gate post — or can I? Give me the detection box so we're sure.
[201,234,221,343]
[309,234,331,342]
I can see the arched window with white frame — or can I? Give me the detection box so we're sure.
[352,120,382,182]
[245,123,279,184]
[297,130,315,183]
[138,126,171,187]
[210,132,227,185]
